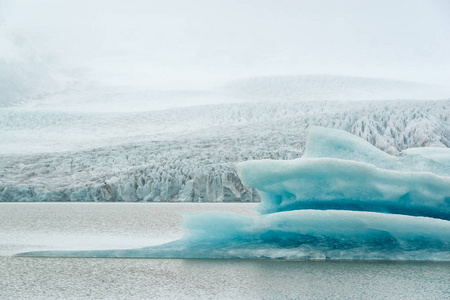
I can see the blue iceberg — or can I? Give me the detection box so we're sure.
[238,127,450,219]
[19,127,450,260]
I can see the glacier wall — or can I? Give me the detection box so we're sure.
[1,100,449,202]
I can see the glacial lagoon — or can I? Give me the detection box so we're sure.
[2,127,450,298]
[1,203,449,299]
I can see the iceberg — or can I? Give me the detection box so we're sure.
[19,210,450,260]
[237,127,450,219]
[18,127,450,260]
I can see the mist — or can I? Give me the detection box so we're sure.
[1,0,449,86]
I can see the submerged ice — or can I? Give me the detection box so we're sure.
[19,127,450,260]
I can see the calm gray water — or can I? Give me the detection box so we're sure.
[1,203,449,299]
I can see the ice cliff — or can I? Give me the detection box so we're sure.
[19,127,450,260]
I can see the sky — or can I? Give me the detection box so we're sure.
[1,0,449,89]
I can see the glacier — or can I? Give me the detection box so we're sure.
[1,100,449,202]
[19,127,450,260]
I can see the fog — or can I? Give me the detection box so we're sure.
[1,0,449,89]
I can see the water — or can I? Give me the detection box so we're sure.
[1,203,449,299]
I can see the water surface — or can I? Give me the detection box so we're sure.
[1,203,448,299]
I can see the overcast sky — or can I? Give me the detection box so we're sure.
[1,0,449,89]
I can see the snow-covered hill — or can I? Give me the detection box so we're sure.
[1,100,449,202]
[3,74,449,112]
[224,75,450,102]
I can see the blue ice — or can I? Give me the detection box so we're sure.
[237,127,450,218]
[19,127,450,260]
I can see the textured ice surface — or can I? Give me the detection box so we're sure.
[19,127,450,260]
[1,100,449,202]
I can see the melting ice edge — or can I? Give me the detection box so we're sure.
[19,127,450,260]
